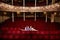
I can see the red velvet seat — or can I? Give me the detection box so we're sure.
[0,18,60,40]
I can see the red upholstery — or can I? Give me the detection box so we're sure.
[0,18,60,40]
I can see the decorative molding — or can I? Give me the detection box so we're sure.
[0,2,60,12]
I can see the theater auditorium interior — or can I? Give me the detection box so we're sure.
[0,0,60,40]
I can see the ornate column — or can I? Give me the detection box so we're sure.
[51,12,56,22]
[12,0,14,22]
[52,0,55,4]
[34,0,37,21]
[23,12,25,21]
[46,0,48,5]
[44,12,47,22]
[44,0,48,22]
[51,0,56,22]
[23,0,25,21]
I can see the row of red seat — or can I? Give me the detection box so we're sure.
[0,33,60,39]
[1,27,60,34]
[0,18,60,40]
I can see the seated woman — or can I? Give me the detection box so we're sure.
[25,26,30,31]
[29,26,38,31]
